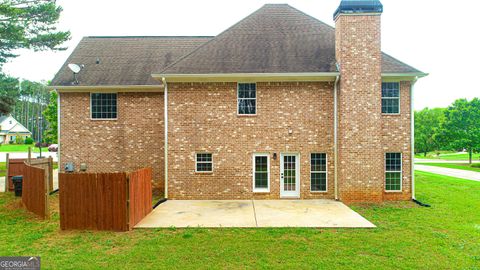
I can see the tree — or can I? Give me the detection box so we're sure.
[414,108,445,156]
[440,98,480,164]
[0,0,70,66]
[42,90,57,143]
[0,73,19,115]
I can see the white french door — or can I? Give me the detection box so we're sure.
[280,153,300,198]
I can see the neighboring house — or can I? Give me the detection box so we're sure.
[51,1,427,202]
[0,115,32,144]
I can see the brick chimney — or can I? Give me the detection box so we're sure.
[334,0,384,202]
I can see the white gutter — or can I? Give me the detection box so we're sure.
[333,75,340,201]
[50,85,163,92]
[152,72,340,82]
[162,78,169,199]
[57,91,61,169]
[411,77,418,200]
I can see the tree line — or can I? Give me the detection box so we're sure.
[415,98,480,164]
[0,0,69,144]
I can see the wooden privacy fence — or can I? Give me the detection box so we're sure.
[22,163,49,219]
[5,152,54,192]
[59,168,152,231]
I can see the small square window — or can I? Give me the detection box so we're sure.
[196,153,213,172]
[91,93,118,119]
[381,82,400,114]
[238,83,256,115]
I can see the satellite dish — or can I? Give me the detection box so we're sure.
[68,63,81,74]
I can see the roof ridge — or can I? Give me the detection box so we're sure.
[159,4,336,74]
[158,4,269,74]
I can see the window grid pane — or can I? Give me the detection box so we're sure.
[284,155,296,191]
[91,93,117,119]
[238,83,256,115]
[385,153,402,191]
[196,153,213,172]
[381,82,400,114]
[311,153,327,192]
[254,156,268,189]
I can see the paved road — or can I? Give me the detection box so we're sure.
[415,165,480,182]
[0,152,58,162]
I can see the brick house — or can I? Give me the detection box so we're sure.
[51,1,426,202]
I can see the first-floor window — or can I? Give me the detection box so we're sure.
[385,153,402,191]
[91,93,117,119]
[311,153,327,192]
[253,154,269,191]
[196,153,213,172]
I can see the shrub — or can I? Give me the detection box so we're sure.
[15,135,24,144]
[472,163,480,168]
[24,137,34,144]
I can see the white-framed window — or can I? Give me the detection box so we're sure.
[253,153,270,192]
[311,153,327,192]
[237,83,256,115]
[382,82,400,114]
[196,153,213,173]
[91,93,118,119]
[385,153,402,192]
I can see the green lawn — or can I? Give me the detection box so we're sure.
[417,162,480,173]
[0,172,479,269]
[0,144,49,153]
[416,151,480,161]
[0,162,5,177]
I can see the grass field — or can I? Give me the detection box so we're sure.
[417,162,480,173]
[0,172,479,269]
[0,144,49,153]
[415,151,480,161]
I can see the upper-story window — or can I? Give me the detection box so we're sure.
[237,83,256,115]
[381,82,400,114]
[91,93,117,119]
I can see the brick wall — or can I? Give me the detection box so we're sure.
[382,81,412,201]
[59,92,165,191]
[335,14,412,202]
[167,82,335,200]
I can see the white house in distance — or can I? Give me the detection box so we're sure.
[0,115,32,144]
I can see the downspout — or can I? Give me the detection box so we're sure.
[411,77,418,200]
[334,75,340,201]
[162,78,168,199]
[57,90,61,169]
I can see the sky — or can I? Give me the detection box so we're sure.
[3,0,480,110]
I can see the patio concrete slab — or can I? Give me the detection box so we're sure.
[135,200,257,228]
[253,200,375,228]
[135,200,375,228]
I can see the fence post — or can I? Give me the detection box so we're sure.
[44,164,50,219]
[48,156,53,192]
[126,172,130,230]
[5,153,9,192]
[27,147,31,164]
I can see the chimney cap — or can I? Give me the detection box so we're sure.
[334,0,383,20]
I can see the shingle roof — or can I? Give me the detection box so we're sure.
[51,36,213,86]
[161,4,421,75]
[51,4,421,86]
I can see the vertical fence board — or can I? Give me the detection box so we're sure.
[128,168,153,229]
[22,163,48,219]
